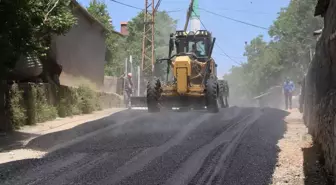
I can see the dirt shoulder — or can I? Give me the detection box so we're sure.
[271,109,330,185]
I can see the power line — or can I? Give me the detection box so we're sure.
[109,0,181,14]
[166,9,184,13]
[200,7,316,44]
[215,44,243,66]
[110,0,143,10]
[213,8,272,15]
[196,13,242,65]
[164,2,272,15]
[108,0,241,66]
[199,8,269,30]
[192,10,242,66]
[201,8,317,41]
[213,52,246,59]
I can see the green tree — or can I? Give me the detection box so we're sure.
[87,2,177,77]
[223,0,323,101]
[268,0,323,80]
[126,11,177,73]
[0,0,76,76]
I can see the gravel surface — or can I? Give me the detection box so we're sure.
[0,107,300,185]
[271,110,331,185]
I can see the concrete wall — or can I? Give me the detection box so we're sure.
[51,7,107,90]
[303,0,336,181]
[103,76,124,95]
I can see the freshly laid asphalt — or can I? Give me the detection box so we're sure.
[0,106,288,185]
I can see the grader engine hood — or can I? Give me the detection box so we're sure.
[173,56,191,94]
[171,55,206,94]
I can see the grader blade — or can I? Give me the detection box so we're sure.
[130,96,147,110]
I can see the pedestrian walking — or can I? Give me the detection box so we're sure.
[283,77,295,110]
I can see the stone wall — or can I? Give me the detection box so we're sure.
[303,0,336,181]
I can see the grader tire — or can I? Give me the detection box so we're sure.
[206,77,219,113]
[219,96,226,108]
[147,78,160,112]
[224,96,229,108]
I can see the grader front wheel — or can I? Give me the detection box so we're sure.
[147,78,161,113]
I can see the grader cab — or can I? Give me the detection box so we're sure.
[146,30,229,113]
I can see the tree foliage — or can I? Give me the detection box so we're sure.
[224,0,323,100]
[0,0,76,74]
[125,11,177,70]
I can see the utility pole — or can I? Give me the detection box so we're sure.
[123,57,128,98]
[130,55,133,75]
[124,58,128,76]
[140,0,156,95]
[141,0,155,75]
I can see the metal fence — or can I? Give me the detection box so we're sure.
[123,56,147,97]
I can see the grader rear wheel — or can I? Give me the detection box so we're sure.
[206,77,219,113]
[224,96,229,108]
[219,96,226,108]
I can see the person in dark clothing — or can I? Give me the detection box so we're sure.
[124,73,133,108]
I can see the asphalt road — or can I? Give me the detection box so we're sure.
[0,106,289,185]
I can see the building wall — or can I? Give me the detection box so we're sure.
[51,8,107,89]
[303,0,336,181]
[103,76,124,95]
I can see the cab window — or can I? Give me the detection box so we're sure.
[188,39,206,57]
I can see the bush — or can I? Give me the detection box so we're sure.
[6,82,108,131]
[57,85,101,116]
[57,98,68,117]
[77,85,99,114]
[31,84,57,123]
[8,83,27,129]
[57,87,82,117]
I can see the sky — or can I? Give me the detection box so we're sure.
[77,0,290,77]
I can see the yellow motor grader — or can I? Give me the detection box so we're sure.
[144,30,228,113]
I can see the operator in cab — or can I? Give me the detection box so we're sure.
[190,43,201,57]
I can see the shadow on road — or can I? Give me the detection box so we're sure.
[220,107,289,185]
[302,142,334,185]
[0,131,39,152]
[24,110,149,151]
[0,110,146,153]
